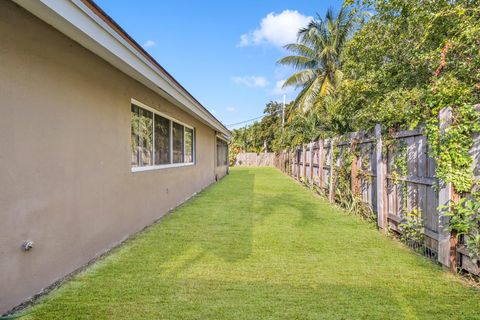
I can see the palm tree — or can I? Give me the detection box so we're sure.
[278,7,355,112]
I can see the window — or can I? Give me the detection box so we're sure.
[131,101,195,171]
[216,138,228,167]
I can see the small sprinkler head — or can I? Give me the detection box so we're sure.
[21,240,34,251]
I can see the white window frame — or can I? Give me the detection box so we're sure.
[131,98,195,172]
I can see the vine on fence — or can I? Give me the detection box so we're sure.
[333,141,376,223]
[390,142,409,215]
[280,100,480,266]
[425,100,480,263]
[399,209,425,244]
[383,136,429,250]
[381,80,480,264]
[390,143,408,185]
[444,198,480,264]
[357,148,372,183]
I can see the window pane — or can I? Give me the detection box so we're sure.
[172,122,184,163]
[131,104,153,167]
[131,105,140,167]
[185,127,194,163]
[154,115,170,165]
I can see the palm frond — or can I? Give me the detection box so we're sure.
[280,6,356,115]
[299,74,325,112]
[282,69,316,88]
[277,56,316,70]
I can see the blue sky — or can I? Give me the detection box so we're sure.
[95,0,343,128]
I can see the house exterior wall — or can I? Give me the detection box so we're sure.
[215,137,229,179]
[215,160,229,179]
[0,1,225,313]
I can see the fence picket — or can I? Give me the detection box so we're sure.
[328,139,336,203]
[312,143,315,183]
[318,139,324,189]
[375,124,387,230]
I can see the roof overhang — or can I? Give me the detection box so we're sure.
[13,0,231,137]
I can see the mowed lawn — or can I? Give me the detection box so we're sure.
[22,167,480,319]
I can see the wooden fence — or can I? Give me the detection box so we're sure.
[235,152,274,167]
[274,107,480,275]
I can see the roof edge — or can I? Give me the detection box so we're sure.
[13,0,231,137]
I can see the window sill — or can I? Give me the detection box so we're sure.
[131,162,195,173]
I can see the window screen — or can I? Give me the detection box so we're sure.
[154,115,170,165]
[185,127,194,163]
[131,104,153,167]
[216,138,228,167]
[172,122,184,164]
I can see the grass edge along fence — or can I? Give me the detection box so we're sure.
[274,106,480,276]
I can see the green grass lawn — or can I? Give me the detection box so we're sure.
[21,167,480,319]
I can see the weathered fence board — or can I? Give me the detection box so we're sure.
[236,152,274,167]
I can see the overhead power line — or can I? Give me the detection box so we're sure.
[226,115,265,127]
[226,109,282,128]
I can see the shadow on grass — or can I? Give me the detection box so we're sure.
[252,171,326,227]
[21,168,480,320]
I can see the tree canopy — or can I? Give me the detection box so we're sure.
[278,6,355,112]
[231,0,480,153]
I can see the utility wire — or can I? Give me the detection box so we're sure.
[226,115,265,127]
[226,109,282,127]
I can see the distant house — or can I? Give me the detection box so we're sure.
[0,0,229,313]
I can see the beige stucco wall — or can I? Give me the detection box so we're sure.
[215,161,229,179]
[0,1,226,313]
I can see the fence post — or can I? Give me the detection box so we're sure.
[375,124,387,230]
[292,147,298,179]
[289,149,292,176]
[318,139,324,189]
[290,149,293,177]
[302,144,307,181]
[287,150,290,175]
[351,138,360,196]
[285,150,288,174]
[296,147,300,180]
[328,139,336,203]
[438,107,455,270]
[292,149,295,178]
[310,142,315,185]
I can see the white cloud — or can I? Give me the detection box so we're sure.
[238,34,250,47]
[232,76,269,88]
[226,107,236,112]
[143,40,156,48]
[272,79,294,95]
[238,10,312,48]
